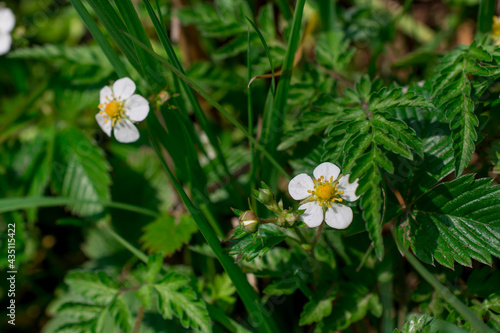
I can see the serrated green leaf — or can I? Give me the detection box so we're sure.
[400,174,500,268]
[140,215,198,256]
[154,272,212,332]
[65,271,119,305]
[54,128,111,216]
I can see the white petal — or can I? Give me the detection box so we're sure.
[95,113,112,137]
[298,202,324,228]
[113,77,136,100]
[113,119,140,143]
[100,86,113,105]
[124,94,150,122]
[325,204,353,229]
[288,174,314,200]
[0,8,15,34]
[0,34,11,55]
[313,162,341,181]
[338,175,360,202]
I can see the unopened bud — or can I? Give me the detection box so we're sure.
[255,188,274,205]
[239,211,259,233]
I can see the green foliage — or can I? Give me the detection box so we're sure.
[228,224,287,262]
[54,271,132,332]
[140,215,198,255]
[140,255,212,332]
[299,288,337,326]
[53,128,111,216]
[431,41,498,176]
[397,174,500,268]
[4,1,500,333]
[320,77,431,259]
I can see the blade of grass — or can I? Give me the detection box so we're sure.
[269,0,305,150]
[477,0,495,36]
[392,229,495,333]
[124,32,290,180]
[150,137,279,333]
[86,0,143,75]
[143,0,234,185]
[247,28,256,195]
[69,0,128,77]
[246,16,276,95]
[0,197,160,217]
[113,0,167,89]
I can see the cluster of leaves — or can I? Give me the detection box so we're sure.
[47,254,214,332]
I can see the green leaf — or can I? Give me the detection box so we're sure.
[299,289,337,326]
[318,283,382,331]
[64,271,119,305]
[399,174,500,268]
[8,44,111,66]
[263,279,299,296]
[56,271,132,333]
[154,272,212,332]
[54,128,111,216]
[228,224,287,262]
[140,215,198,255]
[316,31,355,71]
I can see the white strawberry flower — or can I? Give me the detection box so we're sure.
[96,77,149,143]
[288,162,360,229]
[0,6,15,55]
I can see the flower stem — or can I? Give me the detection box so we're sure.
[133,305,145,333]
[392,229,494,333]
[293,226,308,244]
[310,223,324,255]
[260,217,278,224]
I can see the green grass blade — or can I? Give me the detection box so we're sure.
[86,0,142,74]
[477,0,495,36]
[0,197,160,217]
[245,16,275,95]
[113,0,167,89]
[247,28,256,193]
[69,0,128,77]
[124,32,290,180]
[269,0,306,150]
[150,138,279,333]
[142,0,233,183]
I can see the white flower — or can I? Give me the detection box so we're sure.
[0,7,15,55]
[288,162,360,229]
[96,77,150,143]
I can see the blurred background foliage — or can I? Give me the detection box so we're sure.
[1,0,500,332]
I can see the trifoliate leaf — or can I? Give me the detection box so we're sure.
[399,174,500,268]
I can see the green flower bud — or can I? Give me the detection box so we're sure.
[255,188,274,205]
[239,211,259,233]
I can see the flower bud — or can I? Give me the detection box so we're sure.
[239,210,259,233]
[255,188,274,205]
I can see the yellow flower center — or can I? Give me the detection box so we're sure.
[316,184,335,201]
[105,101,122,118]
[98,95,124,126]
[307,175,344,208]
